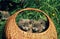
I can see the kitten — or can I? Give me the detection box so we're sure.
[18,19,46,33]
[0,11,10,20]
[32,19,46,33]
[18,19,31,32]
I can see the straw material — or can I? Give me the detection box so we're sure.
[5,8,57,39]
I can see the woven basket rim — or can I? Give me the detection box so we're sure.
[13,8,51,34]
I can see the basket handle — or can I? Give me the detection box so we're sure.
[13,8,50,21]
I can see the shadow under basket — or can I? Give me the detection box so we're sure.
[5,8,57,39]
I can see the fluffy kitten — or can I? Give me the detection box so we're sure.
[32,19,46,33]
[18,19,46,33]
[0,11,10,20]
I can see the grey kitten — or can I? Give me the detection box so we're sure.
[32,19,46,33]
[18,19,46,33]
[0,11,10,20]
[18,19,31,32]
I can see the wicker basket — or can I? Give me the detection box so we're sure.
[5,8,57,39]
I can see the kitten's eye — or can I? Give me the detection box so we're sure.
[41,22,43,24]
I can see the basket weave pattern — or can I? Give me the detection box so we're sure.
[5,8,57,39]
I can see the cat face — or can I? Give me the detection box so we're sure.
[32,20,46,33]
[18,19,30,31]
[39,19,46,29]
[18,19,46,33]
[0,11,10,20]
